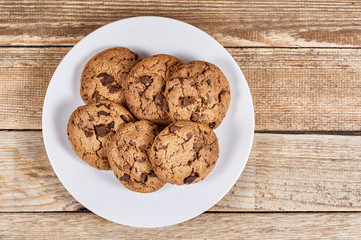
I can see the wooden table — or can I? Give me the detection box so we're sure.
[1,0,361,238]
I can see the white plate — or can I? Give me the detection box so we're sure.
[42,16,254,228]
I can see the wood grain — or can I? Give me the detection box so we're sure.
[1,0,361,47]
[1,131,360,212]
[1,212,361,239]
[1,47,360,131]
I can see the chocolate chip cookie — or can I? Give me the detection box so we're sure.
[165,61,231,129]
[80,47,141,105]
[67,101,135,170]
[149,121,219,185]
[108,121,165,193]
[125,54,183,124]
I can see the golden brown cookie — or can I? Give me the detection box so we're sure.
[108,121,165,193]
[125,54,183,124]
[67,101,135,170]
[80,47,141,105]
[165,61,231,129]
[149,121,219,185]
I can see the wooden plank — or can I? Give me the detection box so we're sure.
[1,212,361,238]
[1,131,361,212]
[1,47,360,131]
[1,0,361,47]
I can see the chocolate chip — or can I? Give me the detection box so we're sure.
[185,132,193,140]
[107,121,114,129]
[115,164,122,170]
[123,163,131,170]
[79,119,83,126]
[204,131,209,135]
[187,160,193,166]
[184,173,199,184]
[129,140,136,146]
[154,93,165,106]
[191,112,199,122]
[94,124,108,136]
[201,97,208,105]
[140,76,153,86]
[193,152,199,160]
[138,145,147,152]
[119,173,130,182]
[149,171,157,177]
[120,115,130,123]
[134,156,145,163]
[98,111,110,116]
[98,73,114,86]
[209,122,216,128]
[179,96,195,106]
[135,125,141,131]
[206,79,211,86]
[193,142,202,151]
[218,90,227,102]
[84,129,93,137]
[168,86,174,92]
[195,107,200,113]
[139,173,147,182]
[138,91,144,96]
[169,124,181,133]
[178,78,184,84]
[163,99,169,112]
[108,84,120,93]
[190,80,197,86]
[92,90,101,101]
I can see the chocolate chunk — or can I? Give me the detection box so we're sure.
[183,173,199,184]
[204,131,209,135]
[98,73,114,86]
[120,115,130,123]
[129,140,136,146]
[163,99,169,112]
[218,90,227,102]
[169,124,181,133]
[119,173,130,182]
[134,156,145,163]
[84,129,93,137]
[206,79,211,86]
[187,160,193,166]
[209,122,216,128]
[193,142,202,151]
[138,144,147,151]
[108,84,120,93]
[94,124,108,136]
[140,76,153,86]
[139,173,147,182]
[149,171,157,177]
[190,112,199,122]
[92,90,101,101]
[107,121,114,129]
[185,132,193,140]
[179,96,195,106]
[154,93,165,106]
[98,110,110,116]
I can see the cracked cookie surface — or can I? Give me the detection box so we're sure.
[67,101,135,170]
[80,47,141,105]
[165,61,231,129]
[108,121,165,193]
[125,54,183,124]
[149,121,219,185]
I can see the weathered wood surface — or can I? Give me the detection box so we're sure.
[1,47,360,130]
[1,0,361,47]
[1,131,360,212]
[1,212,361,239]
